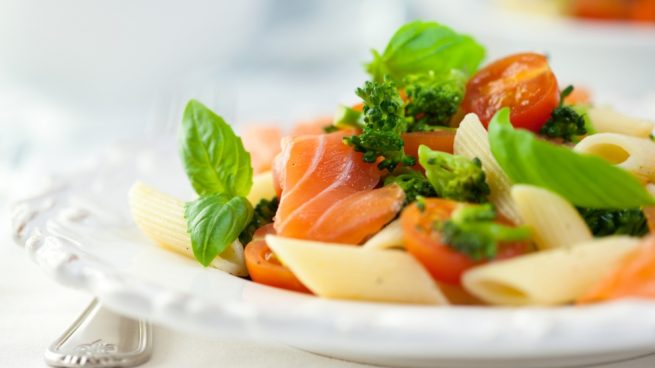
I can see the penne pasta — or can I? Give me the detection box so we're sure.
[511,185,592,250]
[454,113,521,224]
[462,236,640,306]
[587,106,655,138]
[362,220,404,250]
[574,133,655,184]
[266,235,447,305]
[128,181,248,276]
[247,171,277,205]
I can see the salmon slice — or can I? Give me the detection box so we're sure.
[578,236,655,303]
[290,116,332,136]
[274,131,405,244]
[243,118,331,175]
[242,125,283,174]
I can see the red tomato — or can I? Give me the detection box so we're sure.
[572,0,630,20]
[462,52,560,132]
[402,131,455,157]
[631,0,655,22]
[645,206,655,233]
[244,226,311,294]
[400,199,530,285]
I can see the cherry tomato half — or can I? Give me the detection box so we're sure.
[244,225,311,294]
[402,130,455,157]
[400,198,530,285]
[462,52,560,132]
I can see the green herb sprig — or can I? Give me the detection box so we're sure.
[488,107,655,209]
[179,100,254,266]
[366,20,485,83]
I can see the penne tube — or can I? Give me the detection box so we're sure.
[362,220,404,250]
[462,236,640,306]
[511,185,592,250]
[266,235,447,305]
[574,133,655,184]
[454,113,521,224]
[587,106,654,138]
[128,181,248,276]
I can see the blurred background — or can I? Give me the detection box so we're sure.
[2,0,655,203]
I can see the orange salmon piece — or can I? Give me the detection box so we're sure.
[290,117,332,136]
[274,132,405,244]
[242,125,283,174]
[578,236,655,303]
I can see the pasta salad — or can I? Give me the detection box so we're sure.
[129,20,655,307]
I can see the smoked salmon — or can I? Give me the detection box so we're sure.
[243,118,332,175]
[290,116,332,136]
[274,131,405,244]
[578,236,655,303]
[242,125,283,174]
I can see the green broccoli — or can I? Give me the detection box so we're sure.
[418,145,490,203]
[539,85,587,142]
[384,169,436,203]
[343,78,416,172]
[577,207,648,237]
[238,197,279,245]
[438,203,532,260]
[404,70,467,131]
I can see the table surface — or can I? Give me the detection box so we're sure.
[2,210,655,368]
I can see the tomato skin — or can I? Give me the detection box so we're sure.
[401,199,473,285]
[244,227,311,294]
[645,206,655,233]
[572,0,630,20]
[400,199,530,285]
[402,131,455,157]
[462,52,560,132]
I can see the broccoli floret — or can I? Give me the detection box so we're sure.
[404,70,466,131]
[577,207,648,237]
[539,85,587,142]
[344,78,416,172]
[438,203,532,260]
[384,170,436,203]
[418,145,490,203]
[238,197,279,245]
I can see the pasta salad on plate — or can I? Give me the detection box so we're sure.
[129,20,655,308]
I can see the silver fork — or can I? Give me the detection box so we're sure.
[44,79,234,368]
[45,299,152,368]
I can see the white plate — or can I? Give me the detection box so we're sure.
[10,139,655,368]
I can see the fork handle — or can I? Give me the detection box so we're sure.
[45,298,152,368]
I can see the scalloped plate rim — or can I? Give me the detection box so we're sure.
[10,139,655,367]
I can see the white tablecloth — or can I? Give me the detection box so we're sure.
[0,212,375,368]
[2,214,655,368]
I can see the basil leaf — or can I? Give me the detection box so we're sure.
[488,108,655,209]
[179,100,253,197]
[185,194,253,267]
[367,21,485,83]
